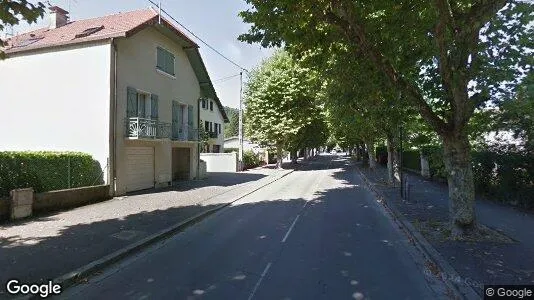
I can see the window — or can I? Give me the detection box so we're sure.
[201,99,207,109]
[126,87,158,119]
[210,101,214,111]
[218,123,221,134]
[156,47,175,76]
[205,121,209,132]
[209,122,213,132]
[214,123,218,134]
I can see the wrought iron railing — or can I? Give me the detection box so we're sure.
[172,125,199,142]
[126,117,171,139]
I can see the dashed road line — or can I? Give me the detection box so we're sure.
[248,262,272,300]
[281,215,300,243]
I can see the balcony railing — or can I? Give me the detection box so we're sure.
[126,117,171,139]
[172,125,199,142]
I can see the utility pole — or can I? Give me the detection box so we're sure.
[238,71,244,171]
[399,124,404,199]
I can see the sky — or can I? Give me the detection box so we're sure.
[6,0,275,109]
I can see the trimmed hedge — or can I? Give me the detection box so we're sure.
[0,151,104,197]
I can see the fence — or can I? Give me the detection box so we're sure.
[200,152,237,172]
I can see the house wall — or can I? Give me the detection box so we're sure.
[200,99,225,152]
[200,153,237,172]
[224,138,260,152]
[115,27,200,194]
[0,42,111,182]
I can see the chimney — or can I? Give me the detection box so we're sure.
[49,6,69,29]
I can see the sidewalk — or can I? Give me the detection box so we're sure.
[357,163,534,296]
[0,166,295,297]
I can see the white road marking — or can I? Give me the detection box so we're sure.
[248,262,272,300]
[281,215,300,243]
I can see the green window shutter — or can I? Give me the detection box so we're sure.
[138,95,146,118]
[188,105,194,127]
[167,52,175,76]
[157,47,164,70]
[127,87,138,118]
[151,94,159,119]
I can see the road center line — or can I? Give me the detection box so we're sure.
[248,262,272,300]
[281,215,300,243]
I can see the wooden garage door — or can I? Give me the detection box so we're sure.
[125,147,154,192]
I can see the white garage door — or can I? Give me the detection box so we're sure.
[125,147,154,192]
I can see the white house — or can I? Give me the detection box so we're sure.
[200,98,229,153]
[0,6,224,195]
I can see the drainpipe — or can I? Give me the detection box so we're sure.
[197,97,201,179]
[110,38,118,196]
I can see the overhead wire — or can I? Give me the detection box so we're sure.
[147,0,249,73]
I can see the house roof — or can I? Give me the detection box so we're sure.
[3,7,228,122]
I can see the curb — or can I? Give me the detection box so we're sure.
[33,168,296,298]
[355,166,480,300]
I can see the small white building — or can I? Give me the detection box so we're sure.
[0,6,223,195]
[200,98,229,153]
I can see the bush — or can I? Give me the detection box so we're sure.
[402,150,421,171]
[472,146,534,208]
[0,151,104,197]
[224,148,238,153]
[375,145,387,165]
[243,150,261,170]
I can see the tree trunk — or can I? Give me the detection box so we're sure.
[276,145,284,169]
[442,132,476,238]
[365,141,376,169]
[386,135,395,185]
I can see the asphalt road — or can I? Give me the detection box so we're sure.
[59,155,440,300]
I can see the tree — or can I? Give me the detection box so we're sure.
[1,1,46,58]
[239,0,533,238]
[244,50,320,168]
[224,106,240,138]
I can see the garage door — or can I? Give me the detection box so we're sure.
[125,147,154,192]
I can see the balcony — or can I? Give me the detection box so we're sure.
[208,131,219,139]
[126,117,171,139]
[172,125,199,142]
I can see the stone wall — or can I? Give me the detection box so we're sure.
[33,185,111,214]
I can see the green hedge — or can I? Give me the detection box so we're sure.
[402,150,422,171]
[0,151,104,197]
[243,150,261,170]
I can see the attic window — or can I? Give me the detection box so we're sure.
[74,25,104,39]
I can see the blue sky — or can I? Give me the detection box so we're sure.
[8,0,275,109]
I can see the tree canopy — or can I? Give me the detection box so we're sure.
[0,1,46,58]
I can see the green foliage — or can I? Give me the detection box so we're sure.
[0,1,46,58]
[244,50,321,152]
[224,106,240,138]
[243,150,261,170]
[496,72,534,152]
[402,151,422,172]
[224,148,238,153]
[198,124,210,153]
[0,151,104,197]
[472,144,534,208]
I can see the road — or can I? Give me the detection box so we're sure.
[60,155,441,299]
